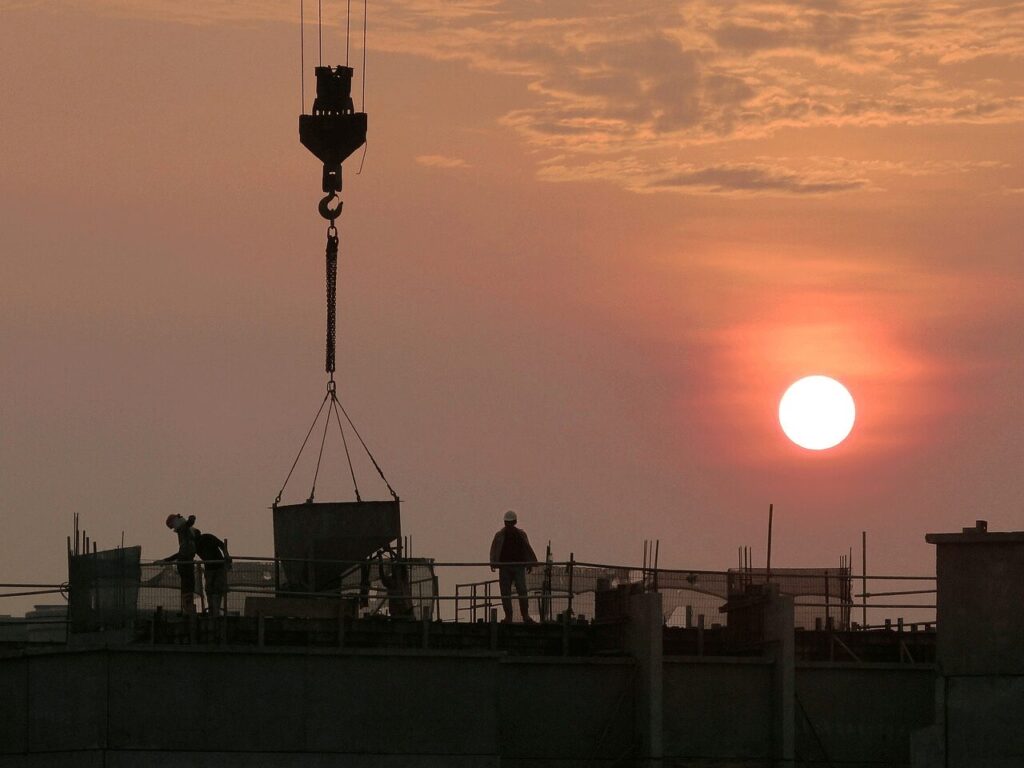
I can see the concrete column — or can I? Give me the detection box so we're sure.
[924,523,1024,767]
[626,591,663,766]
[764,589,795,768]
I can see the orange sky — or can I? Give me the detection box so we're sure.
[2,1,1023,604]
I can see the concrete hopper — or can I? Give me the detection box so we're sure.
[272,500,401,593]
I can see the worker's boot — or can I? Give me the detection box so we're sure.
[519,598,536,624]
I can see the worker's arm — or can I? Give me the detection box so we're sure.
[163,535,190,563]
[489,532,502,571]
[521,531,539,570]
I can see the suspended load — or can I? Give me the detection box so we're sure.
[271,7,404,598]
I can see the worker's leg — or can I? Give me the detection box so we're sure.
[206,566,226,618]
[207,592,222,618]
[498,568,514,622]
[177,563,197,615]
[514,568,534,623]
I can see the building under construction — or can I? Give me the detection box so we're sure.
[3,5,1023,767]
[1,519,1022,767]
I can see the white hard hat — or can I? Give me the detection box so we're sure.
[503,510,518,523]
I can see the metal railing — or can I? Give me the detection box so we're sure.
[4,558,937,632]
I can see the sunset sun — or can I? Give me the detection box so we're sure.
[779,375,856,451]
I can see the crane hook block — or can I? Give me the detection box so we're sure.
[299,66,368,194]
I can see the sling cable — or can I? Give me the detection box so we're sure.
[274,0,398,510]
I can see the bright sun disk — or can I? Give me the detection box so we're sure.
[778,375,856,450]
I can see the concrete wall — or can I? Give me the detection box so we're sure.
[0,647,633,768]
[0,646,940,767]
[663,657,773,764]
[921,527,1024,767]
[796,663,935,767]
[946,675,1024,768]
[499,658,634,766]
[932,536,1024,676]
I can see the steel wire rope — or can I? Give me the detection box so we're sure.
[308,391,334,502]
[334,397,398,499]
[330,393,361,501]
[346,0,351,65]
[318,0,322,66]
[299,0,305,112]
[274,391,331,505]
[366,0,370,109]
[356,0,368,175]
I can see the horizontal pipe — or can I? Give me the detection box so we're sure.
[0,589,65,599]
[0,619,71,625]
[0,583,65,589]
[144,556,937,581]
[794,602,935,609]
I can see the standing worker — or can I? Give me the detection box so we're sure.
[163,514,198,615]
[194,528,232,618]
[489,510,538,624]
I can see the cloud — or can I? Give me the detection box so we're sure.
[416,154,471,169]
[536,157,871,196]
[648,164,868,195]
[56,0,1024,193]
[535,155,1002,196]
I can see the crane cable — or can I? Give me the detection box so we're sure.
[275,0,394,507]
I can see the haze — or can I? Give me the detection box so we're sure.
[2,1,1023,604]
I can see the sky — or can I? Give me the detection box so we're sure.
[2,0,1023,613]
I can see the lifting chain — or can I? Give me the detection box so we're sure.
[325,223,339,375]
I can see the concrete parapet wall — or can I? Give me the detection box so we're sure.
[796,663,935,766]
[663,657,773,762]
[0,645,939,767]
[499,657,634,762]
[946,675,1024,768]
[1,647,634,767]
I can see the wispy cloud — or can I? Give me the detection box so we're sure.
[535,155,1002,196]
[61,0,1024,193]
[415,154,471,169]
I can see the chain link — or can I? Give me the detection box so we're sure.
[325,226,339,374]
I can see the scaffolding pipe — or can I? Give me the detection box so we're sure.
[862,531,867,628]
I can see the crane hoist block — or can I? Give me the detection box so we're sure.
[300,66,367,193]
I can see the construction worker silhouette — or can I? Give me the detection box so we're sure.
[163,514,198,615]
[489,510,538,623]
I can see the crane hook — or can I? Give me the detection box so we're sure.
[318,191,343,221]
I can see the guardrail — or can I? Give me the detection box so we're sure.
[4,559,937,631]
